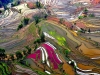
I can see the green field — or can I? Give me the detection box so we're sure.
[38,21,70,52]
[49,31,66,46]
[28,22,37,36]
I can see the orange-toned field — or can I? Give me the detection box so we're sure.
[78,43,100,58]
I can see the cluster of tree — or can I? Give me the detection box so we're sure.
[0,10,2,13]
[19,60,30,67]
[15,51,23,60]
[15,46,32,60]
[78,8,89,19]
[78,16,84,19]
[34,16,41,25]
[79,8,95,19]
[17,23,23,30]
[17,17,30,30]
[65,50,69,57]
[2,46,31,62]
[0,48,6,60]
[80,28,86,33]
[70,61,76,70]
[25,46,32,54]
[83,8,88,15]
[22,17,30,25]
[58,63,64,71]
[38,26,41,35]
[35,1,43,8]
[34,32,45,44]
[88,28,91,33]
[33,13,48,25]
[89,13,95,17]
[78,28,91,33]
[34,32,45,51]
[40,32,45,42]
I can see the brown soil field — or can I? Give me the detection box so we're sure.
[77,63,95,70]
[79,43,100,58]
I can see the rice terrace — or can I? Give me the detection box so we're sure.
[1,0,100,75]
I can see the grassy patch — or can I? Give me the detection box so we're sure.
[28,22,37,36]
[0,39,7,43]
[49,31,66,47]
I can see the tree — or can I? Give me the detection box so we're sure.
[34,16,40,24]
[44,14,48,19]
[19,9,22,13]
[59,63,64,70]
[95,42,99,46]
[74,23,76,25]
[15,51,23,60]
[17,23,23,30]
[10,54,14,61]
[80,28,85,33]
[25,46,32,54]
[0,48,5,60]
[65,49,69,57]
[78,16,83,19]
[89,13,95,17]
[88,28,91,33]
[70,61,74,67]
[84,8,88,11]
[0,10,2,14]
[38,26,41,35]
[83,8,88,15]
[36,1,43,8]
[23,50,27,56]
[22,17,30,25]
[40,32,45,42]
[36,38,41,43]
[70,26,73,30]
[34,44,38,51]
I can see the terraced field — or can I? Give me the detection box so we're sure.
[1,1,100,75]
[37,20,100,74]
